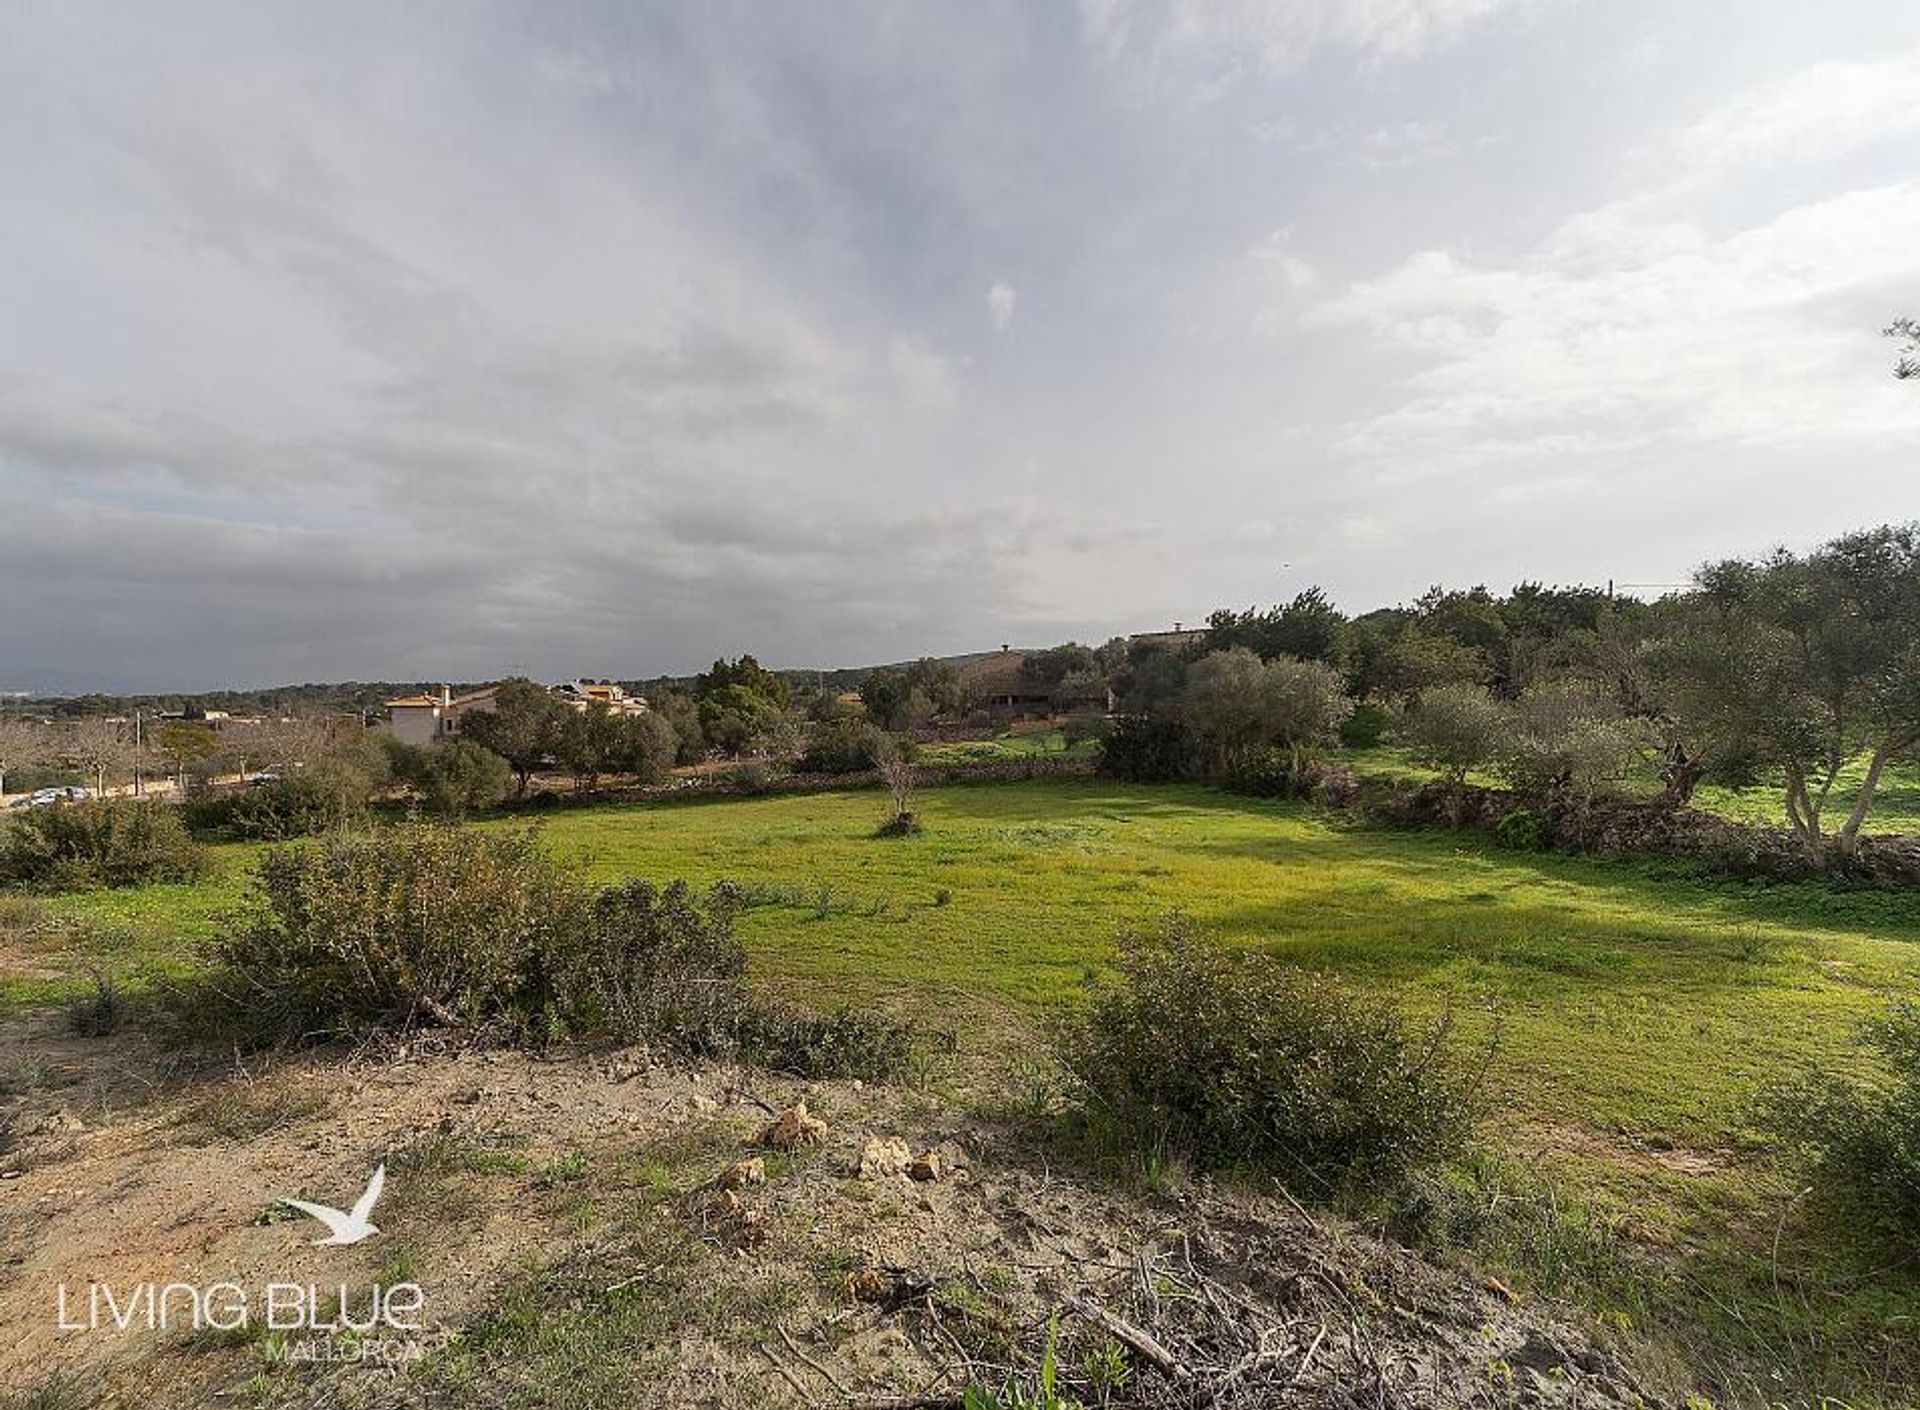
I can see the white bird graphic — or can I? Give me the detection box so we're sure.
[280,1163,386,1246]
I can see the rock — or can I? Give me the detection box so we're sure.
[844,1264,889,1302]
[713,1157,766,1191]
[757,1102,827,1151]
[907,1152,942,1182]
[858,1137,913,1179]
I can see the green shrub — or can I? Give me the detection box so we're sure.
[388,738,512,818]
[799,718,889,774]
[1059,916,1482,1199]
[1493,807,1548,851]
[187,758,372,840]
[0,800,211,890]
[740,1003,919,1080]
[557,879,750,1054]
[199,823,586,1043]
[1097,716,1199,782]
[1761,1001,1920,1250]
[1339,699,1394,749]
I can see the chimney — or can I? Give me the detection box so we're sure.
[1173,621,1183,633]
[440,685,452,707]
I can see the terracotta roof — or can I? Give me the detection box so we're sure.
[385,694,440,708]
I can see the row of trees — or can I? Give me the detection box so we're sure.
[1105,523,1920,858]
[0,714,349,797]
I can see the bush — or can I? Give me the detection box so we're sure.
[1059,916,1482,1199]
[739,1003,920,1080]
[389,738,512,818]
[558,879,750,1054]
[0,800,211,890]
[799,718,889,774]
[1339,700,1393,749]
[1760,1001,1920,1250]
[199,824,587,1043]
[187,758,372,840]
[1098,715,1199,782]
[1492,807,1548,851]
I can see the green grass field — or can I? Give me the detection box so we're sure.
[1338,743,1920,835]
[12,774,1920,1397]
[24,778,1920,1148]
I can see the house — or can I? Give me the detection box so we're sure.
[957,650,1054,721]
[550,680,649,716]
[383,685,499,748]
[1128,621,1207,651]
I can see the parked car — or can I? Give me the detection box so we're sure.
[247,771,283,788]
[12,785,90,808]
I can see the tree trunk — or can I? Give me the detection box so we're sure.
[1836,738,1908,854]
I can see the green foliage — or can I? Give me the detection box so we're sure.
[1338,698,1393,748]
[1097,715,1198,782]
[1205,586,1348,665]
[1398,682,1508,783]
[739,1002,921,1080]
[1500,679,1649,797]
[1492,807,1547,851]
[1060,915,1482,1198]
[1761,1001,1920,1250]
[200,823,586,1043]
[390,737,513,818]
[190,757,372,840]
[799,717,890,774]
[460,678,571,793]
[558,879,749,1054]
[1183,648,1354,779]
[0,799,210,891]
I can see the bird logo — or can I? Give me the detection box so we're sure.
[279,1164,386,1246]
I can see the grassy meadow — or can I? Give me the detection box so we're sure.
[23,777,1920,1146]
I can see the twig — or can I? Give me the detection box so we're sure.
[757,1341,817,1405]
[779,1322,854,1399]
[1070,1293,1191,1380]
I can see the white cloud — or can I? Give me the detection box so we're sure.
[1321,182,1920,467]
[1677,51,1920,170]
[1159,0,1533,69]
[987,281,1019,331]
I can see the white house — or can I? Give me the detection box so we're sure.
[383,685,499,748]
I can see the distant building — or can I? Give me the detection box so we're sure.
[1128,621,1207,651]
[383,685,500,748]
[550,680,649,716]
[957,650,1053,721]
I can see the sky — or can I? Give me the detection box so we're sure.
[2,1,1918,691]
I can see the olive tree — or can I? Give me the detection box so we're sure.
[1182,648,1353,778]
[1399,683,1508,785]
[1650,526,1920,857]
[1500,679,1648,798]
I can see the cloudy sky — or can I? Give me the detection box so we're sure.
[3,2,1918,690]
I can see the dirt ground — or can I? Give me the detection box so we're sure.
[0,1015,1668,1409]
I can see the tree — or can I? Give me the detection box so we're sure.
[391,738,511,819]
[1399,683,1509,786]
[859,668,914,729]
[695,655,790,710]
[64,717,134,795]
[610,712,678,784]
[1650,527,1920,857]
[151,722,218,787]
[0,718,49,797]
[871,734,919,834]
[1205,587,1348,666]
[1182,648,1353,778]
[653,690,706,763]
[1501,679,1649,798]
[1888,316,1919,379]
[461,679,569,795]
[556,703,626,791]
